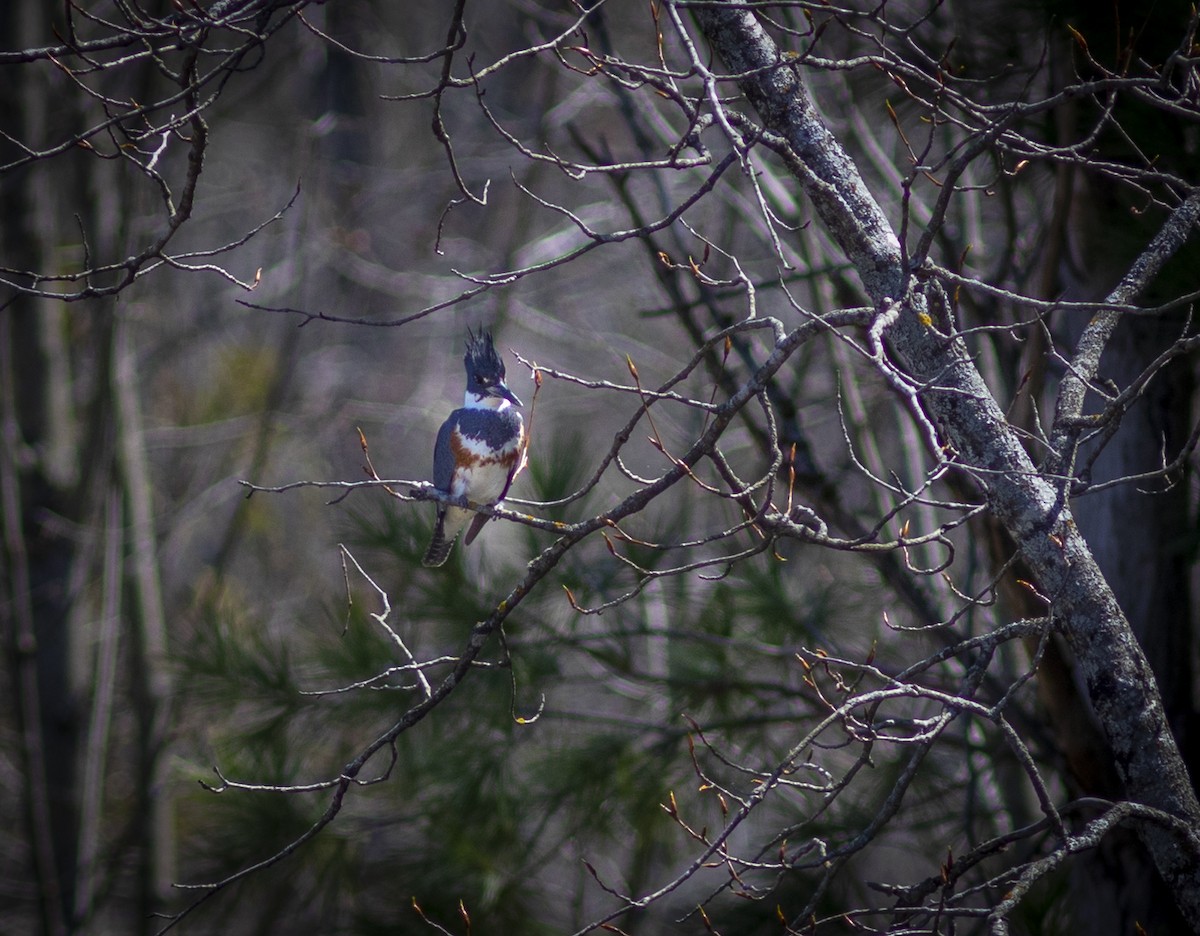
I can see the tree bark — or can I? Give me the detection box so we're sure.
[692,3,1200,927]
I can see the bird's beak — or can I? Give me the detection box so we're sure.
[497,382,522,407]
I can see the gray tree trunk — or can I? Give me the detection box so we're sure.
[692,3,1200,928]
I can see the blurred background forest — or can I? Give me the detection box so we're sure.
[3,1,1199,934]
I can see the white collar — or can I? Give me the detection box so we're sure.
[464,392,512,412]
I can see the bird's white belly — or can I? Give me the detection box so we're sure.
[451,461,511,504]
[451,430,521,499]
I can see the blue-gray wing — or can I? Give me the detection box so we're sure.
[432,414,458,492]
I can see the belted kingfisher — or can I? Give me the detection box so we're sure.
[422,329,525,568]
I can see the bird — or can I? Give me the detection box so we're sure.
[422,329,525,568]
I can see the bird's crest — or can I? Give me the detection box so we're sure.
[464,327,505,382]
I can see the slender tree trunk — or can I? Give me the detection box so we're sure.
[0,313,71,936]
[1,4,84,931]
[113,316,175,928]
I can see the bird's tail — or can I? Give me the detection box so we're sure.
[422,510,456,567]
[462,509,492,546]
